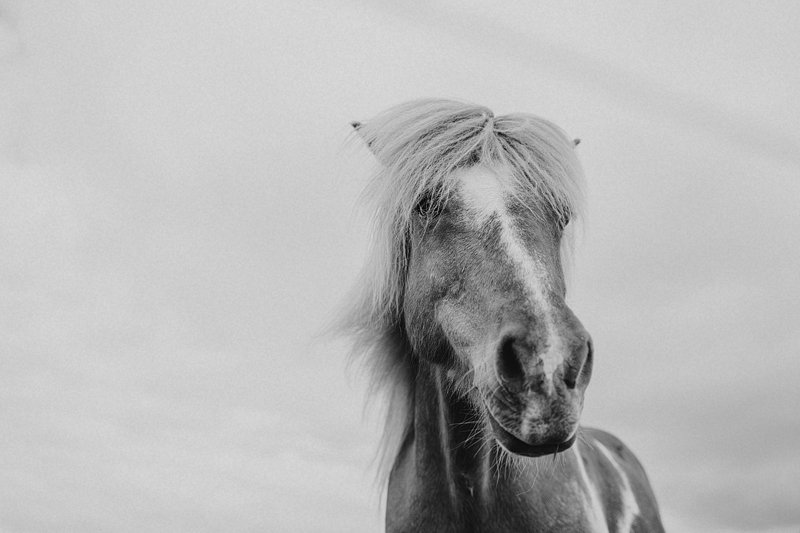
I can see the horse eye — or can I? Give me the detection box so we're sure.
[415,194,444,219]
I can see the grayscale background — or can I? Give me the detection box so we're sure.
[1,2,798,531]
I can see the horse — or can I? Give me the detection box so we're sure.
[339,99,664,532]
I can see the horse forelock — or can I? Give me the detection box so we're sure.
[338,98,586,487]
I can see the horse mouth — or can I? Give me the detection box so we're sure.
[487,412,576,457]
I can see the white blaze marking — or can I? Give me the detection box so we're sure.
[457,167,564,389]
[595,442,640,532]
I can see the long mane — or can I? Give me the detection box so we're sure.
[338,98,585,485]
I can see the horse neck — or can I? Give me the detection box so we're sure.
[406,359,497,503]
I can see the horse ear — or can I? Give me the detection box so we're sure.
[351,121,379,158]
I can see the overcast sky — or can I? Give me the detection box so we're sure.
[1,1,799,532]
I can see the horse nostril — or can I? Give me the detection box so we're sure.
[582,338,594,380]
[564,338,592,389]
[497,335,527,388]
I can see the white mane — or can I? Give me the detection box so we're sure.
[337,98,585,486]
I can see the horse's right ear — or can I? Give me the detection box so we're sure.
[351,121,379,159]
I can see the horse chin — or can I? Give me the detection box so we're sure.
[486,410,577,458]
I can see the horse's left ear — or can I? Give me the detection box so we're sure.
[573,138,581,147]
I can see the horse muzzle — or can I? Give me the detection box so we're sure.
[487,412,577,457]
[482,320,592,456]
[483,384,582,457]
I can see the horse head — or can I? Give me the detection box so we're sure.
[351,100,591,457]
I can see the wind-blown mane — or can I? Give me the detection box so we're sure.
[339,99,585,484]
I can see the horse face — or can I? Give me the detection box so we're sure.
[404,165,592,456]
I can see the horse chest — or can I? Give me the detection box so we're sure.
[386,460,612,533]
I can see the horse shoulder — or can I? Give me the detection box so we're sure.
[580,427,665,533]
